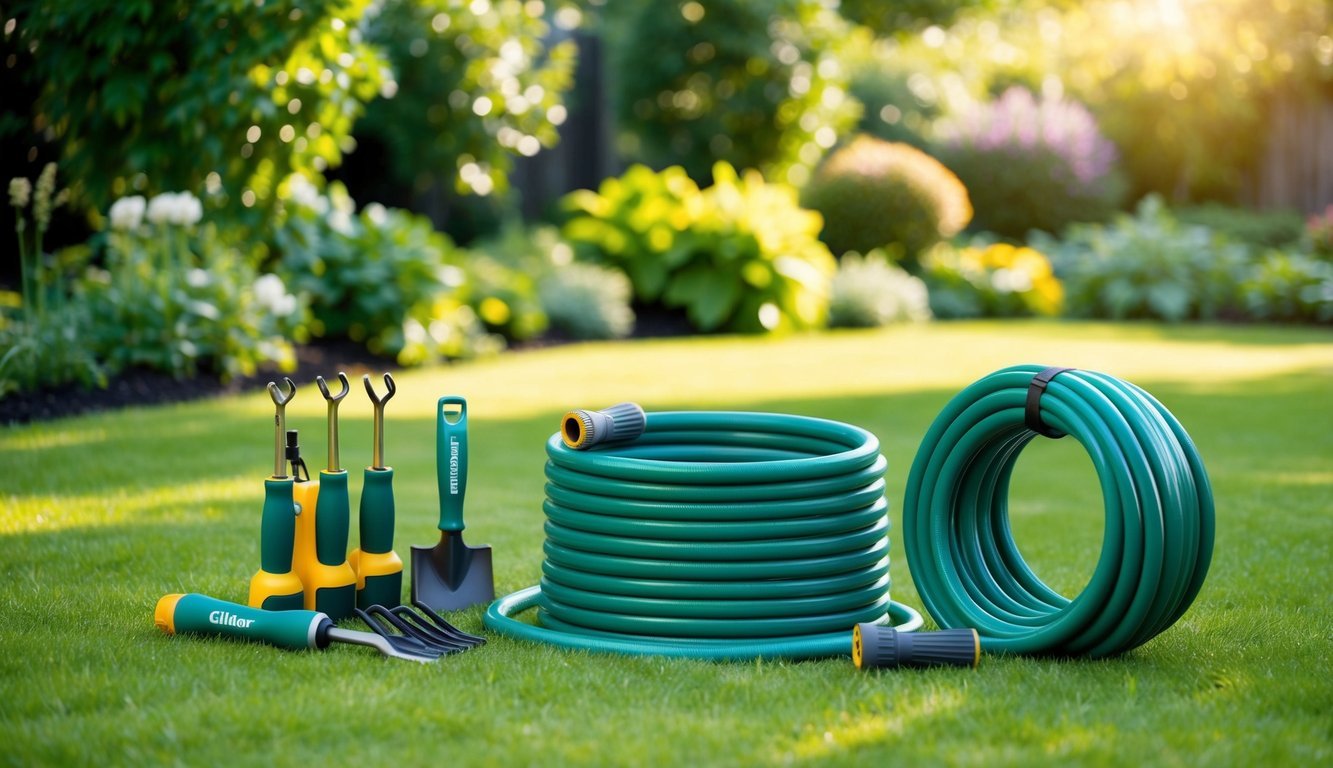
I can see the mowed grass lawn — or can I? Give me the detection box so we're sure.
[1,321,1330,767]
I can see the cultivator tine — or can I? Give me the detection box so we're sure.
[394,602,486,649]
[354,607,448,660]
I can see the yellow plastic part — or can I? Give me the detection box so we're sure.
[561,411,590,449]
[248,569,305,609]
[852,623,865,669]
[154,593,184,635]
[291,480,356,610]
[349,548,404,590]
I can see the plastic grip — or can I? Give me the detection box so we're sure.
[436,396,468,532]
[158,593,326,651]
[359,468,395,554]
[260,478,297,573]
[315,470,350,566]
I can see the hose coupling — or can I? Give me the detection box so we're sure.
[561,403,647,450]
[853,623,979,670]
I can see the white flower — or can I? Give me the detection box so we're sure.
[364,202,388,227]
[108,196,147,231]
[252,274,286,310]
[186,268,211,288]
[286,175,327,213]
[146,191,204,227]
[328,208,354,236]
[273,293,298,317]
[146,192,176,225]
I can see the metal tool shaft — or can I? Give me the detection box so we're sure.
[317,373,350,472]
[363,373,396,470]
[267,378,296,478]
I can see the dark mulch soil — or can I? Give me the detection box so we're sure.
[1,339,395,426]
[2,306,694,426]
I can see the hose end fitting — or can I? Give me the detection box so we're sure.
[852,623,980,670]
[561,403,646,450]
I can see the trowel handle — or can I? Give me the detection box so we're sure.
[436,396,468,532]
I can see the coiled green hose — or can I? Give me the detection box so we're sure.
[484,411,923,660]
[903,365,1215,658]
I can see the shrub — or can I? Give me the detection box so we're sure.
[827,251,931,328]
[935,87,1122,238]
[274,178,498,364]
[922,240,1064,319]
[8,0,388,224]
[355,0,578,200]
[1032,196,1250,322]
[800,135,972,263]
[81,191,309,380]
[1240,250,1333,324]
[1175,204,1306,251]
[1307,205,1333,260]
[609,0,860,186]
[541,263,637,340]
[563,162,835,333]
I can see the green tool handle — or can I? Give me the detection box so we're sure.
[436,396,468,532]
[157,593,328,651]
[316,470,350,565]
[260,478,297,574]
[359,467,395,554]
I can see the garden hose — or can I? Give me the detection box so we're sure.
[903,365,1215,658]
[484,410,924,660]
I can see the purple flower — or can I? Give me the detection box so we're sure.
[939,87,1117,191]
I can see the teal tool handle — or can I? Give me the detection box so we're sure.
[260,478,297,573]
[315,470,350,565]
[158,593,327,651]
[436,396,468,532]
[359,467,395,554]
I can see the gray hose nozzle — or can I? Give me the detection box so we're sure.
[853,623,979,670]
[561,403,647,450]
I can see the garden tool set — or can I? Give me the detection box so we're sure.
[161,373,487,662]
[158,365,1214,672]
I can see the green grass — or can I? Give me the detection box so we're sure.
[2,320,1330,766]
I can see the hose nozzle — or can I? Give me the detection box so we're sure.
[852,623,979,670]
[561,403,647,450]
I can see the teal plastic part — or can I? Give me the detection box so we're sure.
[315,470,350,565]
[483,410,924,660]
[259,593,304,611]
[357,573,403,610]
[259,478,296,574]
[435,396,468,532]
[902,365,1215,658]
[315,584,355,618]
[359,468,395,554]
[170,593,326,651]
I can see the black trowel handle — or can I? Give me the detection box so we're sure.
[436,396,468,532]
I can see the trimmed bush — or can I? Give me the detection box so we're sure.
[801,135,971,264]
[827,251,931,327]
[935,87,1122,238]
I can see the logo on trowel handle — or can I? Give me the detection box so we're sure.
[449,435,460,495]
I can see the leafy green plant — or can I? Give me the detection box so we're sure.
[827,250,931,328]
[8,0,387,224]
[934,87,1123,238]
[800,134,971,263]
[1240,250,1333,324]
[1,163,103,397]
[922,240,1064,319]
[1306,205,1333,260]
[81,191,309,380]
[540,263,636,340]
[1175,204,1306,251]
[563,162,835,333]
[355,0,578,201]
[608,0,861,186]
[274,178,499,364]
[1033,196,1250,322]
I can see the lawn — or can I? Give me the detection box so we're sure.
[1,321,1330,767]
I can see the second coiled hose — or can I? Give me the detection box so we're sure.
[483,411,922,660]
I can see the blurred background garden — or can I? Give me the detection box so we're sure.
[2,0,1331,413]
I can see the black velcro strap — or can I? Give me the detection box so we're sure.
[1025,367,1075,439]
